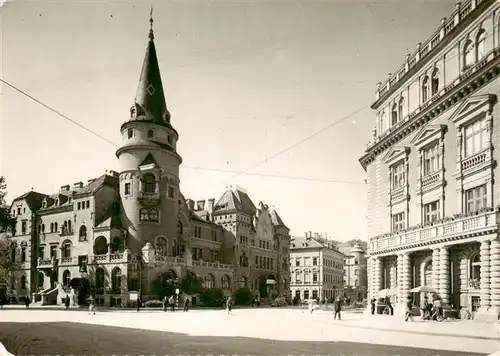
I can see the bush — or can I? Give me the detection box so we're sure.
[234,287,252,305]
[144,300,163,308]
[199,288,224,307]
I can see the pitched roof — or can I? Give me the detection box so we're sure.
[11,191,48,211]
[269,208,288,229]
[133,21,171,125]
[73,174,118,196]
[290,235,342,254]
[214,188,256,215]
[95,202,122,229]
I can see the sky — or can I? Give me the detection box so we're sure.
[0,0,457,241]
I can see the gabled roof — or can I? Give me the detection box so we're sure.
[11,191,48,211]
[213,188,256,216]
[269,208,288,229]
[73,174,118,197]
[139,152,158,167]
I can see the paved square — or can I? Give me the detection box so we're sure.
[0,307,497,355]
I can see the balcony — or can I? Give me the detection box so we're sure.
[462,148,491,173]
[153,256,186,265]
[60,256,76,265]
[137,191,161,206]
[59,228,74,237]
[192,260,234,270]
[370,210,498,254]
[37,257,58,269]
[90,252,128,264]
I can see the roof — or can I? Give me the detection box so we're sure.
[139,152,158,167]
[290,235,343,254]
[132,22,171,126]
[214,188,256,215]
[269,208,288,229]
[11,191,48,211]
[95,202,122,229]
[73,174,118,197]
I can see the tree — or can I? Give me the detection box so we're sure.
[151,270,178,298]
[234,287,252,305]
[0,177,16,234]
[179,272,202,294]
[199,288,224,307]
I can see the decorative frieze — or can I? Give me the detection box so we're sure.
[479,240,491,311]
[489,239,500,313]
[439,247,450,305]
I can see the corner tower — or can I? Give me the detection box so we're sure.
[116,13,182,256]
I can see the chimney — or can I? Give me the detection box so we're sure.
[73,182,83,189]
[196,200,205,211]
[186,199,195,211]
[60,185,70,192]
[207,198,215,213]
[314,232,319,239]
[308,231,312,238]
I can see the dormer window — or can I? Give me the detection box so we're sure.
[147,129,154,138]
[127,128,134,139]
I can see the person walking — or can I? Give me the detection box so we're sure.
[370,298,376,315]
[162,296,168,312]
[64,294,70,310]
[183,297,189,312]
[88,296,96,315]
[333,297,342,320]
[405,296,414,322]
[226,296,233,314]
[169,295,175,312]
[24,297,30,309]
[136,296,142,312]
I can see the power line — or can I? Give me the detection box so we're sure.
[0,78,366,186]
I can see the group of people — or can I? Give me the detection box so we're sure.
[370,294,445,322]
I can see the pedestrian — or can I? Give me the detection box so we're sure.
[226,296,233,314]
[333,297,342,320]
[24,297,30,309]
[183,297,189,312]
[136,296,142,312]
[162,296,168,312]
[88,296,96,315]
[64,294,70,310]
[405,296,414,322]
[370,298,376,315]
[169,295,175,312]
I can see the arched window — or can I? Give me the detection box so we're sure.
[422,76,429,103]
[139,208,149,221]
[149,208,159,222]
[431,68,439,96]
[95,268,105,294]
[63,270,71,286]
[203,274,215,289]
[20,275,26,289]
[142,173,156,193]
[464,40,474,68]
[79,225,87,241]
[222,275,231,289]
[398,97,405,121]
[147,129,154,138]
[155,236,168,256]
[94,236,108,255]
[470,253,481,282]
[50,223,54,232]
[477,30,486,61]
[111,267,122,293]
[62,242,71,258]
[391,102,398,126]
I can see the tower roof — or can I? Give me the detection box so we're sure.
[132,10,171,126]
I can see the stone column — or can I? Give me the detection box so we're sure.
[438,247,450,305]
[374,257,382,293]
[397,254,404,304]
[459,254,468,292]
[490,239,500,315]
[432,248,440,292]
[402,253,411,299]
[366,257,372,302]
[479,240,491,312]
[389,262,397,290]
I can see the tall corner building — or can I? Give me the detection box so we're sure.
[360,0,500,321]
[6,17,291,307]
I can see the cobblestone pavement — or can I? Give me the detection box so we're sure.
[0,308,497,355]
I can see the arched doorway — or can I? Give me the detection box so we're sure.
[151,269,177,298]
[111,267,122,294]
[63,270,71,287]
[69,277,90,306]
[94,236,108,255]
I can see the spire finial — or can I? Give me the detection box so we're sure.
[149,5,154,40]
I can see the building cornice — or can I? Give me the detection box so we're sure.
[360,49,500,170]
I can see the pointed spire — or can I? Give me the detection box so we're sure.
[132,8,171,125]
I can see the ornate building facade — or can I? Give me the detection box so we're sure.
[342,243,368,302]
[289,232,345,302]
[360,0,500,320]
[6,17,290,307]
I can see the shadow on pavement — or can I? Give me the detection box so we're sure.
[0,322,487,356]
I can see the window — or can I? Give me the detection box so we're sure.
[391,162,405,190]
[38,272,44,288]
[21,221,26,235]
[313,273,318,283]
[422,76,429,103]
[147,129,154,138]
[77,202,81,210]
[312,290,318,299]
[127,128,134,139]
[398,97,404,120]
[124,183,131,195]
[38,246,44,260]
[63,270,71,287]
[21,247,26,262]
[54,222,58,232]
[203,275,215,289]
[78,255,88,273]
[86,201,90,209]
[67,220,72,233]
[424,201,440,224]
[139,208,159,223]
[464,119,487,157]
[50,223,54,232]
[211,231,217,242]
[295,259,300,266]
[465,185,487,213]
[112,268,122,293]
[142,174,156,193]
[155,236,167,256]
[221,275,230,289]
[313,257,318,266]
[392,212,405,232]
[167,186,175,199]
[79,225,87,241]
[62,243,71,258]
[464,40,474,68]
[477,30,486,61]
[391,102,398,126]
[423,143,441,175]
[17,208,21,215]
[470,254,481,281]
[431,68,439,96]
[194,226,202,238]
[50,246,57,259]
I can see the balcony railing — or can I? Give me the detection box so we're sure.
[154,256,185,264]
[90,252,128,264]
[421,170,442,188]
[192,260,234,270]
[37,257,58,268]
[462,149,489,171]
[370,210,497,252]
[137,191,161,205]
